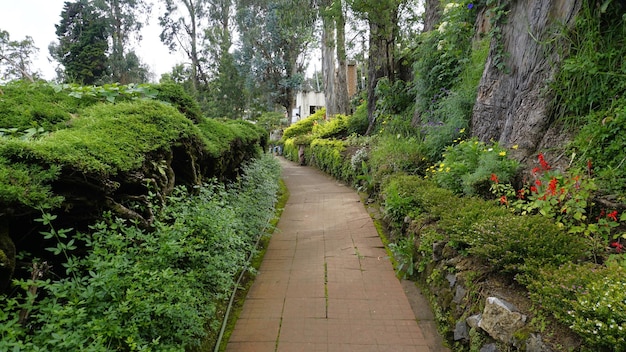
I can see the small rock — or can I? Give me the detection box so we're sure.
[446,273,457,287]
[453,285,466,303]
[479,297,527,344]
[454,320,469,341]
[466,313,482,329]
[432,241,445,261]
[480,343,499,352]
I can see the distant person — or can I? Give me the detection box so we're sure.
[298,145,305,165]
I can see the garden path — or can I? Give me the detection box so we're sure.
[226,157,450,352]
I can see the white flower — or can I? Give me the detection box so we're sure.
[443,2,461,13]
[438,21,448,33]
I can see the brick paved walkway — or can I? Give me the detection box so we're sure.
[226,158,449,352]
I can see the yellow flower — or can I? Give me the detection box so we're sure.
[445,167,451,172]
[499,151,506,156]
[512,144,519,150]
[459,128,465,134]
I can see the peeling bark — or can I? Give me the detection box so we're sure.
[472,0,582,159]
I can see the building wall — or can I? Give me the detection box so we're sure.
[293,91,325,124]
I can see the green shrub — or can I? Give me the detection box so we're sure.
[412,0,476,122]
[309,139,354,182]
[281,109,326,140]
[346,103,369,135]
[570,103,626,200]
[0,81,93,132]
[2,100,197,176]
[0,154,281,351]
[463,213,589,278]
[370,135,428,184]
[422,38,489,161]
[0,160,63,209]
[382,175,430,227]
[152,82,204,123]
[312,114,349,139]
[550,1,626,124]
[528,260,626,350]
[429,138,519,196]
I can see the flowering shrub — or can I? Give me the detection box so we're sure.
[490,153,625,259]
[428,137,519,196]
[528,260,626,349]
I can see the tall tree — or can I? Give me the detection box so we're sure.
[318,0,337,115]
[50,0,109,84]
[0,30,38,82]
[93,0,151,83]
[348,0,404,134]
[235,0,317,120]
[159,0,211,91]
[318,0,350,116]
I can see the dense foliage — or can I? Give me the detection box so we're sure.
[0,81,268,297]
[0,154,281,351]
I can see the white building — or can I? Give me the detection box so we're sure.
[292,91,325,124]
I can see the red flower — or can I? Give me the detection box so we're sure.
[548,177,558,196]
[535,179,542,187]
[517,189,526,199]
[530,186,538,193]
[538,153,551,171]
[500,195,508,205]
[610,241,623,253]
[531,167,540,175]
[490,173,499,183]
[607,210,618,222]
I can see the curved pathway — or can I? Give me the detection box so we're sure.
[226,158,449,352]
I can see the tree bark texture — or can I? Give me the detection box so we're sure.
[423,0,442,32]
[471,0,582,160]
[365,11,397,135]
[321,8,337,116]
[334,6,350,116]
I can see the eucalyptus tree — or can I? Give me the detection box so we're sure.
[93,0,151,83]
[50,0,109,84]
[159,0,244,117]
[159,0,211,91]
[347,0,406,134]
[235,0,317,120]
[0,30,38,82]
[316,0,350,117]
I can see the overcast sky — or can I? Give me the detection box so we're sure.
[1,0,184,81]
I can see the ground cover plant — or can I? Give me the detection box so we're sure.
[0,154,281,351]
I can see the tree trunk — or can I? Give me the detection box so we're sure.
[365,10,397,135]
[321,0,336,116]
[471,0,582,160]
[423,0,442,32]
[335,3,350,116]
